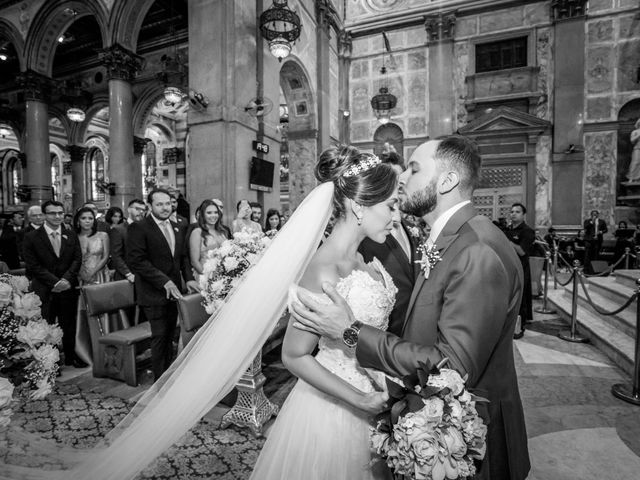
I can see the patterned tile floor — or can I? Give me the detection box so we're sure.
[5,296,640,479]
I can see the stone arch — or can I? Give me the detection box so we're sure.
[132,84,166,136]
[0,18,26,71]
[373,123,404,157]
[24,0,108,75]
[72,95,109,145]
[108,0,157,51]
[279,57,317,211]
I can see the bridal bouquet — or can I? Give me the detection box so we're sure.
[370,359,488,480]
[0,274,62,409]
[199,228,272,314]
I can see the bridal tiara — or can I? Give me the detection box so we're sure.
[342,154,381,177]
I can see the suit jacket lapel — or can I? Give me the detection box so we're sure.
[148,217,173,257]
[38,227,58,258]
[386,234,412,278]
[171,221,181,260]
[402,204,478,332]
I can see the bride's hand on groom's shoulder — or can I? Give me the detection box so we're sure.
[290,282,354,340]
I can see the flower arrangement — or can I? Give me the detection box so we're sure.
[415,242,442,280]
[0,274,62,416]
[371,359,488,480]
[199,228,271,314]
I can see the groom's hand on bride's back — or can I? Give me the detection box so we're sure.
[291,282,355,339]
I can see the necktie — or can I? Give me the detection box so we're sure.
[50,230,61,256]
[161,221,174,254]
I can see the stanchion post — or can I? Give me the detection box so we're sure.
[558,260,589,343]
[535,251,556,314]
[625,247,630,270]
[611,279,640,405]
[553,248,559,290]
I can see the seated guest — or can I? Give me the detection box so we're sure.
[109,198,146,282]
[573,229,586,266]
[23,200,85,368]
[264,208,282,238]
[189,199,231,280]
[543,227,560,254]
[105,206,125,229]
[0,211,24,269]
[614,220,634,267]
[232,199,262,234]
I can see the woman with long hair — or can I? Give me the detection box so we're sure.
[74,207,110,284]
[263,207,282,238]
[104,206,124,227]
[189,199,231,279]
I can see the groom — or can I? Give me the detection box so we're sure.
[291,135,530,480]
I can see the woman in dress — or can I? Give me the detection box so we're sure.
[232,199,262,234]
[263,208,282,238]
[189,199,231,280]
[105,206,124,228]
[250,146,397,479]
[74,207,110,284]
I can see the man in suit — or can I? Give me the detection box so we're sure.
[127,188,198,380]
[0,211,24,269]
[292,136,530,480]
[168,188,189,227]
[358,151,418,336]
[583,209,607,274]
[23,200,85,368]
[109,198,146,282]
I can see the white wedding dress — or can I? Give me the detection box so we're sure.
[250,258,397,480]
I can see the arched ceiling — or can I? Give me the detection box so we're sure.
[0,38,20,88]
[138,0,188,52]
[52,15,103,77]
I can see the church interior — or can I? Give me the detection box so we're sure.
[1,0,640,478]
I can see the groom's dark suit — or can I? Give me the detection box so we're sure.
[358,221,417,336]
[356,204,530,480]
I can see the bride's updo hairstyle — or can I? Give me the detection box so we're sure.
[315,144,397,218]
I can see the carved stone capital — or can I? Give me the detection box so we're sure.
[133,136,149,155]
[551,0,587,21]
[424,12,456,43]
[99,44,144,82]
[65,145,88,163]
[338,30,352,59]
[315,0,339,32]
[18,70,53,103]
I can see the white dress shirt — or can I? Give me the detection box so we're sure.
[428,200,471,245]
[152,215,175,255]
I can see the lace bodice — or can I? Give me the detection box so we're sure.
[312,258,397,393]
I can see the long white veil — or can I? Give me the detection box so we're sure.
[1,182,334,480]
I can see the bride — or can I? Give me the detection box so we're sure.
[250,145,397,479]
[1,145,398,479]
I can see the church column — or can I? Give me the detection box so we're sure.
[551,0,588,227]
[338,31,352,144]
[19,70,53,204]
[424,13,456,138]
[133,136,148,201]
[315,1,334,150]
[65,145,87,211]
[99,45,144,211]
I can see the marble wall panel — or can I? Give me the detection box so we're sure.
[288,137,317,209]
[586,97,613,120]
[456,17,477,38]
[479,7,524,34]
[407,74,427,113]
[536,28,553,121]
[523,3,549,26]
[453,41,470,129]
[472,69,534,98]
[588,20,614,43]
[586,46,615,94]
[617,40,640,92]
[351,60,370,79]
[330,48,340,140]
[352,37,371,56]
[589,0,614,12]
[373,54,405,73]
[619,15,640,39]
[350,82,371,121]
[407,51,427,70]
[535,135,552,227]
[351,122,370,142]
[405,26,426,47]
[582,131,617,225]
[619,0,639,9]
[408,117,427,136]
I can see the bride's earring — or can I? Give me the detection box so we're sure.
[357,215,362,226]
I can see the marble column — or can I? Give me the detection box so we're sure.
[99,45,144,211]
[19,70,53,204]
[425,13,456,138]
[338,31,352,144]
[133,136,149,201]
[65,145,87,211]
[316,1,334,151]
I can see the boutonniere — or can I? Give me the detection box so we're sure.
[408,226,422,239]
[62,235,68,240]
[415,242,442,279]
[174,227,179,232]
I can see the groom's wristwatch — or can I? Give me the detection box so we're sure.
[342,321,363,348]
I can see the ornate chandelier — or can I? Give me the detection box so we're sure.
[260,0,302,62]
[66,107,85,123]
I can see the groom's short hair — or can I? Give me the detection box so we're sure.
[434,135,481,194]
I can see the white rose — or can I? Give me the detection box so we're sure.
[0,377,15,409]
[427,368,465,396]
[32,344,60,369]
[223,256,239,272]
[9,276,30,293]
[16,320,50,348]
[216,242,233,258]
[45,324,63,346]
[13,292,42,320]
[0,408,12,428]
[0,282,12,305]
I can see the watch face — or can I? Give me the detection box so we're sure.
[343,328,358,347]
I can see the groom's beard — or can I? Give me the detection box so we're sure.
[400,179,438,218]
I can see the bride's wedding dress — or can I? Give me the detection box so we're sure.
[250,258,397,480]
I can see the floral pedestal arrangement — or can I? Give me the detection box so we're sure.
[219,352,280,437]
[0,274,62,427]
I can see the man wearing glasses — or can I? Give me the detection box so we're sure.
[23,200,85,368]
